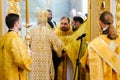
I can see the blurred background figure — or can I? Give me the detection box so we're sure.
[47,9,56,30]
[72,16,84,31]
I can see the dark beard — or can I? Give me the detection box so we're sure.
[61,27,69,32]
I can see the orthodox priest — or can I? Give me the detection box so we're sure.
[29,10,64,80]
[64,16,88,80]
[54,16,73,80]
[0,13,32,80]
[81,11,120,80]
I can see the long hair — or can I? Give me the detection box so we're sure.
[100,11,118,40]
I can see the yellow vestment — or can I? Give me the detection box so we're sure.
[65,20,89,80]
[0,31,32,80]
[54,25,73,80]
[81,35,120,80]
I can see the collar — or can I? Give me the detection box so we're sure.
[102,28,109,35]
[8,29,19,33]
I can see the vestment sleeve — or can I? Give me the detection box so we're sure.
[80,48,88,68]
[49,31,64,57]
[11,37,32,71]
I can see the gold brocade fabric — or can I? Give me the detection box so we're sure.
[0,31,31,80]
[29,26,64,80]
[65,20,88,80]
[54,26,73,80]
[81,35,120,80]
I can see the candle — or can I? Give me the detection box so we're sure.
[26,0,29,24]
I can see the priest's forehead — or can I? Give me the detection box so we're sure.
[60,16,70,24]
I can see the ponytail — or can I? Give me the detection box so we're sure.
[107,24,118,40]
[99,11,118,40]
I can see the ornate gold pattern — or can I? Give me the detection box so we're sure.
[90,0,110,40]
[88,0,91,41]
[29,26,64,80]
[8,0,20,15]
[0,0,2,35]
[116,0,120,32]
[99,0,105,10]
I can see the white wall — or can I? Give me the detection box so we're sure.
[19,0,88,38]
[47,0,88,23]
[52,0,71,22]
[83,0,88,14]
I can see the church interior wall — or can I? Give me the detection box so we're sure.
[90,0,111,40]
[0,0,119,40]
